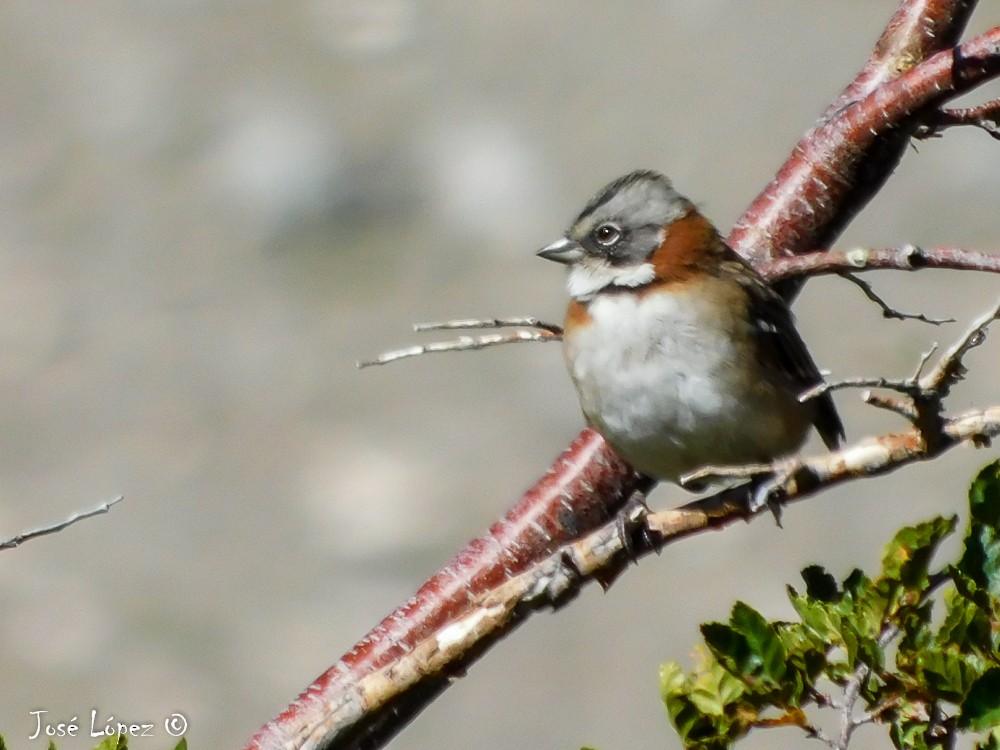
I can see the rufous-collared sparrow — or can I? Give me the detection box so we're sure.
[539,170,843,496]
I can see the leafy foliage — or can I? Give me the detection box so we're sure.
[660,460,1000,750]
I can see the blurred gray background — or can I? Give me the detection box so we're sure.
[2,2,999,749]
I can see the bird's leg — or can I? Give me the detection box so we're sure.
[682,460,795,526]
[680,463,774,490]
[746,459,799,526]
[615,478,656,562]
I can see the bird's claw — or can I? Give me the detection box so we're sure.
[746,465,795,527]
[616,489,651,562]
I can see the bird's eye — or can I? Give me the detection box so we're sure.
[593,222,622,247]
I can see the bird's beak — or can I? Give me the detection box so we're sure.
[537,237,584,264]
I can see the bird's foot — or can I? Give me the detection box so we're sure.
[616,488,652,562]
[681,462,774,490]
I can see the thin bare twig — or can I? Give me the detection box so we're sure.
[839,273,954,324]
[801,377,921,402]
[852,696,904,730]
[915,96,1000,140]
[357,328,560,368]
[910,343,939,381]
[832,622,901,750]
[923,300,1000,394]
[800,298,1000,406]
[0,496,124,552]
[804,723,840,749]
[863,391,919,421]
[414,317,563,335]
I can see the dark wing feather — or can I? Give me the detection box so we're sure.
[734,264,845,450]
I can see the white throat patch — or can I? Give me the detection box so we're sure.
[567,260,656,301]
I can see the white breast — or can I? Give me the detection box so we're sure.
[563,284,807,482]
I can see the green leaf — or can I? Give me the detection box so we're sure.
[921,646,984,702]
[975,728,1000,750]
[960,668,1000,731]
[801,565,840,601]
[881,516,956,590]
[959,461,1000,594]
[898,600,933,647]
[688,664,735,717]
[787,586,842,644]
[702,603,787,692]
[851,582,891,641]
[844,616,864,660]
[661,650,749,749]
[825,659,852,684]
[173,739,188,750]
[660,660,688,698]
[662,678,731,748]
[778,622,826,671]
[730,602,787,684]
[842,568,868,597]
[938,578,998,655]
[968,461,1000,528]
[890,718,932,750]
[701,622,751,676]
[773,621,827,705]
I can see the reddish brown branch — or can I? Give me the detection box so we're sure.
[822,0,977,118]
[732,21,1000,268]
[248,431,647,750]
[759,245,1000,284]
